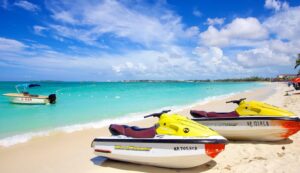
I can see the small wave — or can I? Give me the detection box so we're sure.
[0,131,50,147]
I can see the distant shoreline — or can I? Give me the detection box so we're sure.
[0,79,275,83]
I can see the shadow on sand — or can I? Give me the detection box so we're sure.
[91,156,217,173]
[228,138,293,145]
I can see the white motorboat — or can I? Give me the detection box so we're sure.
[3,83,56,105]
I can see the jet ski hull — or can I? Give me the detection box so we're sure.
[193,117,300,141]
[91,136,226,168]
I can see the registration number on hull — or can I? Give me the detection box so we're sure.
[247,121,269,127]
[174,146,198,151]
[21,97,32,101]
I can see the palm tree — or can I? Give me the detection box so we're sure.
[295,53,300,75]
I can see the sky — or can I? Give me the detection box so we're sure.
[0,0,300,81]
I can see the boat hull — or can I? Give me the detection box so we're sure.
[7,96,50,105]
[2,93,55,105]
[91,136,226,168]
[193,117,300,141]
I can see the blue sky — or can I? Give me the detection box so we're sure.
[0,0,300,81]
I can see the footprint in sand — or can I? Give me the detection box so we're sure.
[253,156,267,160]
[277,152,285,157]
[248,156,267,162]
[224,165,232,170]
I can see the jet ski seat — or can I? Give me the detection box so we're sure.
[190,110,239,118]
[109,124,156,138]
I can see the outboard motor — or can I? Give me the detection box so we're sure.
[48,94,56,104]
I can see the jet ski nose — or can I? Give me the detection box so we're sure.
[205,143,226,158]
[281,120,300,138]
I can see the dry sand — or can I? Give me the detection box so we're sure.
[0,82,299,173]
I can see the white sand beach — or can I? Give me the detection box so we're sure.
[0,82,299,173]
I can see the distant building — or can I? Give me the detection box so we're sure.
[277,74,297,79]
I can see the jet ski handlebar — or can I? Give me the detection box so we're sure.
[226,98,246,105]
[144,110,171,118]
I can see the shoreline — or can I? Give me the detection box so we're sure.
[0,83,267,147]
[1,82,299,173]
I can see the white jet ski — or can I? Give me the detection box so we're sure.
[91,110,227,168]
[191,98,300,141]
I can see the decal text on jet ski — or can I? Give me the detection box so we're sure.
[247,121,269,127]
[174,146,198,151]
[114,145,152,151]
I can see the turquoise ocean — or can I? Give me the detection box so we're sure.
[0,82,263,146]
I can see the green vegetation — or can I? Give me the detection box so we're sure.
[214,77,271,82]
[121,77,271,83]
[295,53,300,75]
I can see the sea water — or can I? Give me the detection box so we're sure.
[0,81,263,146]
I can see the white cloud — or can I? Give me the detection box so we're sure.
[235,37,300,69]
[185,26,200,38]
[112,62,147,74]
[264,6,300,40]
[14,1,40,12]
[193,8,202,17]
[193,46,246,75]
[1,0,8,9]
[268,39,300,54]
[46,0,189,48]
[0,49,198,80]
[206,18,225,26]
[234,6,300,69]
[264,0,289,11]
[197,5,300,76]
[200,17,268,47]
[0,37,26,51]
[30,43,52,50]
[218,17,267,40]
[49,24,97,45]
[51,11,77,24]
[236,47,292,68]
[33,25,48,36]
[199,26,228,46]
[2,36,241,80]
[107,49,201,79]
[2,1,300,80]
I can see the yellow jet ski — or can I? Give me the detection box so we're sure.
[91,110,227,168]
[191,98,300,141]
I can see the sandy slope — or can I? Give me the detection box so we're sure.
[0,82,299,173]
